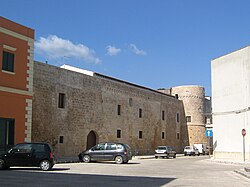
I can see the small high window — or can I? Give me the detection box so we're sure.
[117,129,121,138]
[186,116,191,122]
[162,111,165,120]
[139,131,143,139]
[59,136,64,143]
[176,113,180,123]
[2,51,14,72]
[117,105,121,115]
[177,133,180,140]
[139,108,142,118]
[162,132,165,139]
[58,93,65,108]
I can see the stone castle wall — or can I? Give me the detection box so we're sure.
[170,85,208,146]
[32,62,189,157]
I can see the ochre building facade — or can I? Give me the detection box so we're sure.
[0,17,34,151]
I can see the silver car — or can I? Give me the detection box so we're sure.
[184,146,200,156]
[155,146,176,159]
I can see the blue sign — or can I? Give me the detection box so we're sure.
[206,130,213,137]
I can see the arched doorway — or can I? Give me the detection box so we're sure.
[87,131,97,149]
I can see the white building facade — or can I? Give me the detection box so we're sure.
[211,46,250,161]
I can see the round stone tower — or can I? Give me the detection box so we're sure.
[171,85,207,146]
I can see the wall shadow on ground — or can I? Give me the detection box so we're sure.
[0,170,176,187]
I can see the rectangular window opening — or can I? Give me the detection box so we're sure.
[59,136,64,143]
[117,129,121,138]
[162,111,165,120]
[117,105,121,115]
[176,113,180,123]
[2,51,15,72]
[139,108,142,118]
[58,93,65,108]
[139,131,143,139]
[177,133,180,140]
[162,132,165,139]
[186,116,191,122]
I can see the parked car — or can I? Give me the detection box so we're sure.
[0,143,55,171]
[193,144,207,155]
[78,143,132,164]
[155,146,176,159]
[184,146,200,156]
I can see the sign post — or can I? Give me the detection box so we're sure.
[242,129,246,162]
[206,130,213,158]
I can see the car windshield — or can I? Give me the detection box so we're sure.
[157,146,167,150]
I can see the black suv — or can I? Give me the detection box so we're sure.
[78,143,132,164]
[0,143,55,171]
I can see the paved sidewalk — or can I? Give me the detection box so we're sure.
[234,168,250,179]
[207,157,250,179]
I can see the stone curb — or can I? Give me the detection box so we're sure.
[55,154,186,163]
[56,160,81,164]
[234,169,250,179]
[207,158,250,166]
[55,156,154,164]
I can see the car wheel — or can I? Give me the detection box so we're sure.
[173,154,176,158]
[166,154,169,159]
[155,156,158,159]
[82,155,91,163]
[40,160,52,171]
[115,156,123,164]
[0,159,7,170]
[123,160,129,164]
[184,153,187,156]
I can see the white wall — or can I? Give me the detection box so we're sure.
[211,46,250,160]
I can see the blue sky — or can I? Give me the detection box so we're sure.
[2,1,250,95]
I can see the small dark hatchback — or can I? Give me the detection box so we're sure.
[0,143,55,171]
[78,143,133,164]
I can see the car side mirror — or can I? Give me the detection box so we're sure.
[8,148,17,153]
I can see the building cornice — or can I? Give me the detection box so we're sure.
[0,26,34,41]
[0,86,33,96]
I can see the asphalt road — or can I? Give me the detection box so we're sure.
[0,156,249,186]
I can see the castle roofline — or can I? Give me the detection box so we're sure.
[60,64,94,76]
[35,61,176,99]
[94,73,175,98]
[171,85,204,89]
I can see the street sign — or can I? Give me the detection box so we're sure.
[206,130,213,137]
[242,129,246,136]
